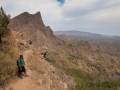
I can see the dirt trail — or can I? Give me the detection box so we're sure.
[6,49,46,90]
[6,46,67,90]
[3,30,69,90]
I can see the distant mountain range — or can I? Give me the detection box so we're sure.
[54,30,120,42]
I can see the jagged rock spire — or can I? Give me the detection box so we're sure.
[8,11,45,28]
[8,11,57,48]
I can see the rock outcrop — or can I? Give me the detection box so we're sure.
[8,12,56,48]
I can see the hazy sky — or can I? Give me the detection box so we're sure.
[1,0,120,36]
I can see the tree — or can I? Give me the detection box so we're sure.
[0,7,10,51]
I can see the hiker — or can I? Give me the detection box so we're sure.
[17,55,28,78]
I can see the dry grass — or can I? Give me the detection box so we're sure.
[27,52,46,74]
[0,31,19,87]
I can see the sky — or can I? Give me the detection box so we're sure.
[1,0,120,36]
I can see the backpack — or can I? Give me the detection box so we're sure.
[17,59,19,66]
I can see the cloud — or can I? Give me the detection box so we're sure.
[0,0,120,35]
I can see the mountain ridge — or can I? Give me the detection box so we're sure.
[54,30,120,43]
[8,12,60,48]
[54,30,120,37]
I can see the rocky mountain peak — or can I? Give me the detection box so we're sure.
[8,11,58,48]
[8,11,45,29]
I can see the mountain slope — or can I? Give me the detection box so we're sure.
[0,12,75,90]
[6,48,72,90]
[2,12,120,90]
[1,30,75,90]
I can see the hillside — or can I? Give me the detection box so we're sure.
[0,12,75,90]
[53,31,120,89]
[0,12,120,90]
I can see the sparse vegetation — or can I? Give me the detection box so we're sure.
[0,7,11,51]
[0,47,18,88]
[45,36,120,90]
[0,31,19,89]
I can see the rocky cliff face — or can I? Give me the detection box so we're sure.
[8,12,57,48]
